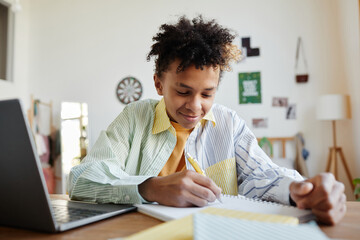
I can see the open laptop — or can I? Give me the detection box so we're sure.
[0,99,136,232]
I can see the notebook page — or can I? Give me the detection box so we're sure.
[135,194,314,223]
[213,195,314,223]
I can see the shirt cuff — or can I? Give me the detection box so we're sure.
[289,195,297,207]
[263,176,295,205]
[109,175,154,204]
[274,174,303,205]
[136,176,154,204]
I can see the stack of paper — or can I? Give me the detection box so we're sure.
[193,213,329,240]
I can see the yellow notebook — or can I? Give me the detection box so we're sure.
[124,207,298,240]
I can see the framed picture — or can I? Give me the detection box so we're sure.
[239,72,262,104]
[286,104,296,119]
[252,118,268,128]
[272,97,288,107]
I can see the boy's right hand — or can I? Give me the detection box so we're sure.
[138,170,222,207]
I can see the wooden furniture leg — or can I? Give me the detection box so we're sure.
[326,148,332,172]
[337,148,355,192]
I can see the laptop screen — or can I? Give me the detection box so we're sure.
[0,99,56,231]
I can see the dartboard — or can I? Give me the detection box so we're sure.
[116,77,143,104]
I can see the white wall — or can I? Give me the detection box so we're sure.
[12,0,360,198]
[335,0,360,198]
[0,0,30,110]
[216,0,360,198]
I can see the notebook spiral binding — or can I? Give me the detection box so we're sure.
[222,194,296,209]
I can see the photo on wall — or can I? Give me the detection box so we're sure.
[286,104,296,119]
[241,37,260,57]
[252,118,268,128]
[239,72,262,104]
[272,97,288,107]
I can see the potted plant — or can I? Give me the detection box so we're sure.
[353,178,360,201]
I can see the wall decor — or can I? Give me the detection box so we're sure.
[294,37,309,83]
[241,37,260,57]
[252,118,268,128]
[116,76,143,105]
[272,97,288,107]
[286,104,296,119]
[239,72,262,104]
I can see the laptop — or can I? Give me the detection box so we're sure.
[0,99,136,232]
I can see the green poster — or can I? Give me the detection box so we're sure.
[239,72,262,104]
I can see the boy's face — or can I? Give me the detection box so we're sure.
[154,60,220,129]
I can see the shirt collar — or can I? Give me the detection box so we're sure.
[152,98,216,135]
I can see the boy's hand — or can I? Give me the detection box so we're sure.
[289,173,346,225]
[138,170,222,207]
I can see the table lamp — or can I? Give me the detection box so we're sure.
[316,94,354,191]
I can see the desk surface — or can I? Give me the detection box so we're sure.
[1,195,359,240]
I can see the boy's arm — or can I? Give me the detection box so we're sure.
[233,113,346,225]
[233,113,303,205]
[67,131,151,204]
[289,173,346,225]
[68,106,152,204]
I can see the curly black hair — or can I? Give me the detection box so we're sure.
[147,15,241,78]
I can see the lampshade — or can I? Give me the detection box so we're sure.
[316,94,351,120]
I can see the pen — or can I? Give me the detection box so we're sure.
[186,152,206,176]
[185,152,223,203]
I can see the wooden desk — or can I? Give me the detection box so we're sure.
[1,195,359,240]
[320,201,360,239]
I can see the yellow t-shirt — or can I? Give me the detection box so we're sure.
[158,121,192,176]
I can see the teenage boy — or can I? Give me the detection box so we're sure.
[68,16,346,225]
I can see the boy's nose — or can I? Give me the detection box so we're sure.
[186,96,202,112]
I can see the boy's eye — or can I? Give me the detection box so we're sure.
[176,90,213,98]
[176,91,189,95]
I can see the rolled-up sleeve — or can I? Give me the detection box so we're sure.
[233,114,303,205]
[68,106,152,204]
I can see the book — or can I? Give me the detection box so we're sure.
[135,194,314,223]
[123,207,300,240]
[200,207,299,225]
[193,213,329,240]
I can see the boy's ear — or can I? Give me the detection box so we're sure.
[154,75,163,96]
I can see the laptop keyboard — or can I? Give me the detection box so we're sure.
[52,204,108,224]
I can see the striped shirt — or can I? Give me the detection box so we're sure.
[68,98,303,205]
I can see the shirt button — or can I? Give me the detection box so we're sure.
[124,195,130,201]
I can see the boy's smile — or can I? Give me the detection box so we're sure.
[154,60,220,129]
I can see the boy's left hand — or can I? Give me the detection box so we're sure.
[289,173,346,225]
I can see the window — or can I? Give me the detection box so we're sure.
[60,102,89,193]
[0,0,14,81]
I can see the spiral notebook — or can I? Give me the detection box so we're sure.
[193,213,328,240]
[135,194,314,223]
